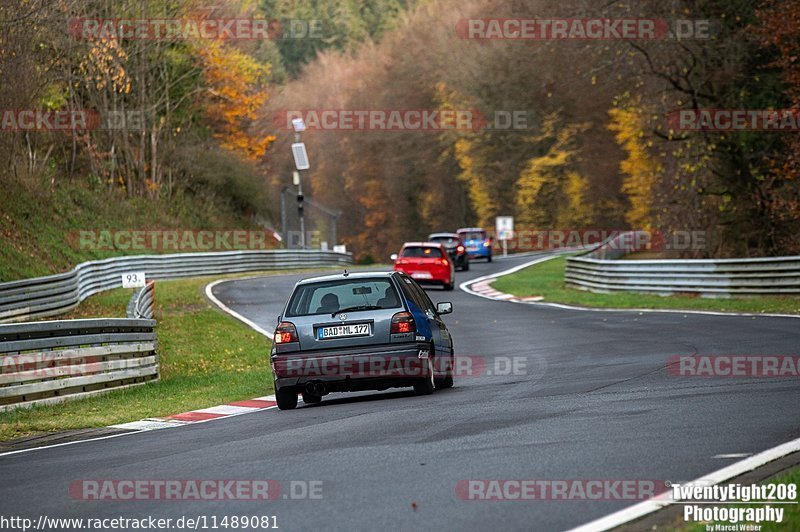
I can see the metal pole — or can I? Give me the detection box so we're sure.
[295,130,306,249]
[280,186,288,246]
[298,178,306,249]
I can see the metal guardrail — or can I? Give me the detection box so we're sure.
[565,232,800,296]
[0,249,352,323]
[126,281,155,319]
[0,318,158,410]
[0,249,352,408]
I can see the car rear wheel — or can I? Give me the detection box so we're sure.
[276,387,298,410]
[414,355,435,395]
[301,391,322,405]
[487,254,492,262]
[435,350,454,389]
[463,261,469,271]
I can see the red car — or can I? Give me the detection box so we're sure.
[392,242,455,290]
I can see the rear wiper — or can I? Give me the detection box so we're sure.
[332,305,381,318]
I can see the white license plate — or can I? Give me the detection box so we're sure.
[318,323,371,339]
[467,246,478,251]
[411,271,433,279]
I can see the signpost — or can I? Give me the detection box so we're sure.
[496,216,514,257]
[292,119,308,248]
[121,272,146,288]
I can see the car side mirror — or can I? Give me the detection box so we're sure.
[390,253,398,261]
[436,302,453,315]
[276,315,282,324]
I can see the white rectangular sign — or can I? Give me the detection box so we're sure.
[292,142,310,170]
[291,118,306,132]
[496,216,514,240]
[122,272,146,288]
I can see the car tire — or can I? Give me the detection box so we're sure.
[301,392,322,405]
[444,282,454,291]
[487,254,492,263]
[463,261,469,271]
[414,355,435,395]
[435,350,454,389]
[276,387,298,410]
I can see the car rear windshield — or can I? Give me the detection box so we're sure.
[400,246,444,258]
[458,231,486,241]
[285,278,402,317]
[429,236,459,247]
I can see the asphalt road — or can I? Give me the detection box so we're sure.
[1,254,799,531]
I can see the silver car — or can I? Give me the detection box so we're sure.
[270,271,455,410]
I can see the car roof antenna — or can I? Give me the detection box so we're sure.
[343,269,349,277]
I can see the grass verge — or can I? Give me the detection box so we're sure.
[0,274,272,442]
[491,256,800,315]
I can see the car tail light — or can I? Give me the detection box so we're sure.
[483,240,491,247]
[436,259,449,266]
[457,245,465,254]
[274,322,298,344]
[391,312,416,334]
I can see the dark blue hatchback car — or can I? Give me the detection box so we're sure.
[270,271,454,410]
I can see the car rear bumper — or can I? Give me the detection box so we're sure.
[271,342,432,392]
[394,265,451,284]
[466,247,491,258]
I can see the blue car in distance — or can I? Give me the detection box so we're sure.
[270,271,455,410]
[457,227,493,262]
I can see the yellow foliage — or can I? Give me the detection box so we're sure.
[435,82,497,226]
[608,101,661,230]
[516,113,591,227]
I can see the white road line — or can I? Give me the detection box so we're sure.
[568,437,800,532]
[205,279,273,337]
[0,431,147,458]
[713,453,752,459]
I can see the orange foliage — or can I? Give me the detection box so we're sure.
[196,41,274,160]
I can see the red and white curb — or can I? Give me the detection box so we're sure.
[468,279,542,302]
[460,254,559,303]
[109,395,277,431]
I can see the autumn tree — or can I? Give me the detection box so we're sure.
[516,114,591,228]
[608,97,661,231]
[195,41,275,160]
